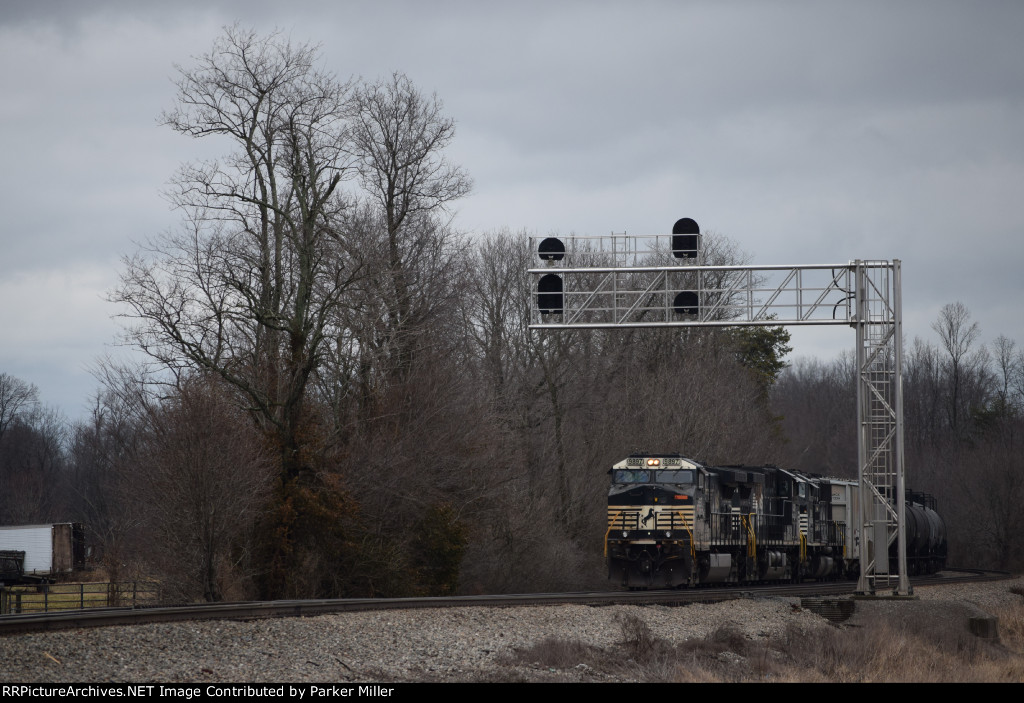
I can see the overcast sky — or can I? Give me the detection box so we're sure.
[2,0,1022,421]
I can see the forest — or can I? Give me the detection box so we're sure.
[1,28,1021,602]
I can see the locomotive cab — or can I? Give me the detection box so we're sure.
[606,455,702,588]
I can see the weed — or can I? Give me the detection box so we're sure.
[512,636,602,669]
[616,612,660,657]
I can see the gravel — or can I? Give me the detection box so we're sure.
[1,576,1020,683]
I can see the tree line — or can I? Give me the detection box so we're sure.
[3,28,1021,601]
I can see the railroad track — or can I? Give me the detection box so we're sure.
[0,569,1007,636]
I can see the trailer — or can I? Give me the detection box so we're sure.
[0,550,26,585]
[0,524,85,581]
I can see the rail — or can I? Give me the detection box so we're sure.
[0,571,1009,636]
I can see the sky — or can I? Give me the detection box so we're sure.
[2,0,1023,421]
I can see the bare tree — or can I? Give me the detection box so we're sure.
[113,27,358,477]
[931,302,989,435]
[992,335,1023,412]
[352,73,471,236]
[111,27,368,596]
[465,230,535,410]
[349,73,472,380]
[0,372,39,443]
[903,336,947,453]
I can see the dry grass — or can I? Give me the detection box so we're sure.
[502,597,1024,683]
[997,597,1024,653]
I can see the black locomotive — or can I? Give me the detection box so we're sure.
[606,454,946,589]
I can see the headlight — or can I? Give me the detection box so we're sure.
[622,531,628,538]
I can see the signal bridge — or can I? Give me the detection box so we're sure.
[527,220,909,596]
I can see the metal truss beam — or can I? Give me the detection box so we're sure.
[528,262,861,328]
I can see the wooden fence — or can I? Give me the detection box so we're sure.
[0,581,160,614]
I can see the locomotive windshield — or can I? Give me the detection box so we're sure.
[613,469,650,483]
[612,469,694,484]
[657,470,694,484]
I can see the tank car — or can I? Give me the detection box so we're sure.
[606,453,944,589]
[900,491,947,575]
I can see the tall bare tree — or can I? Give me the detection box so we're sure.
[112,27,366,596]
[349,73,472,381]
[992,335,1023,413]
[931,302,989,435]
[114,27,357,477]
[113,30,481,598]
